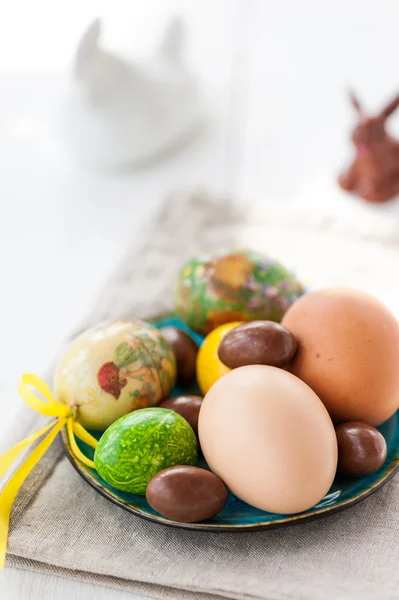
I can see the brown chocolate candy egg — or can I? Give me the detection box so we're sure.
[146,466,228,522]
[160,327,198,384]
[218,320,297,368]
[159,395,203,434]
[336,422,387,477]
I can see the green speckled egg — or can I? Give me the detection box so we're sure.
[54,320,176,431]
[175,249,304,335]
[94,408,198,494]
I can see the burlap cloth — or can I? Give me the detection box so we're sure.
[3,192,399,600]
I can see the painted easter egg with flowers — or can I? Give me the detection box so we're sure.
[175,249,304,335]
[54,320,176,431]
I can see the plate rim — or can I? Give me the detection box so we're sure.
[61,428,399,531]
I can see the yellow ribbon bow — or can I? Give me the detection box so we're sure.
[0,374,98,569]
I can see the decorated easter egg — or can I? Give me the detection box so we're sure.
[54,320,176,431]
[196,322,242,395]
[175,249,304,335]
[94,408,198,494]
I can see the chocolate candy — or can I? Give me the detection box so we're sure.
[160,326,198,383]
[146,465,228,523]
[159,395,202,434]
[336,422,387,477]
[218,320,297,369]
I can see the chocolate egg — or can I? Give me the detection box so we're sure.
[282,287,399,425]
[54,320,176,431]
[199,365,337,514]
[218,320,297,368]
[146,466,228,522]
[176,249,304,335]
[159,395,203,434]
[336,422,387,477]
[160,326,198,383]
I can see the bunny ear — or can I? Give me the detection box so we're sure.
[159,17,184,62]
[380,93,399,120]
[75,18,101,67]
[349,89,363,115]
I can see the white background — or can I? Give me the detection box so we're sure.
[1,1,399,598]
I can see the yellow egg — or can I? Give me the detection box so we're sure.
[196,322,243,394]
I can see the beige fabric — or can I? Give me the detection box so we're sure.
[3,192,399,600]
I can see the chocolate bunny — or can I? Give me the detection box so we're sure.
[338,91,399,202]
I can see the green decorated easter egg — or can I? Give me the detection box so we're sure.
[176,249,304,335]
[94,408,198,494]
[54,320,176,431]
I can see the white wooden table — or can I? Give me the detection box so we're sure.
[1,1,399,598]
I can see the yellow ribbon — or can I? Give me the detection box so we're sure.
[0,374,98,569]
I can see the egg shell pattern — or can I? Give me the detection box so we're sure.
[54,320,176,431]
[175,249,304,335]
[94,407,198,495]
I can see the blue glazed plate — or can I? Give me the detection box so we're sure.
[61,315,399,531]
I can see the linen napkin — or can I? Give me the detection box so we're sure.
[3,191,399,600]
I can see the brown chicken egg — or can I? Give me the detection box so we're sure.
[282,287,399,426]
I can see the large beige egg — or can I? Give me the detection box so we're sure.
[282,287,399,425]
[198,365,337,514]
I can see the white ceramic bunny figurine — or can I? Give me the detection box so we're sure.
[61,18,205,169]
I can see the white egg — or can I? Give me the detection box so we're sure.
[198,365,337,514]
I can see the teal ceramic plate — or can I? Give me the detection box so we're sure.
[61,315,399,531]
